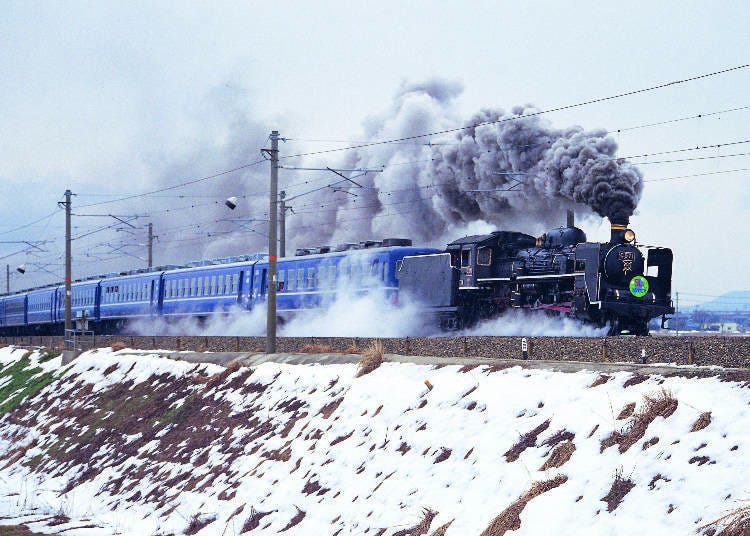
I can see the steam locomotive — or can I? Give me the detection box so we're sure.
[397,212,674,335]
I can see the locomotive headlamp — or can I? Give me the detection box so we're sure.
[624,229,636,243]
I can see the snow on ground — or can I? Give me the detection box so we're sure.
[0,345,749,535]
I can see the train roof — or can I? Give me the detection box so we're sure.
[280,245,440,263]
[447,230,536,247]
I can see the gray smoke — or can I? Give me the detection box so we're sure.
[287,82,643,250]
[83,79,644,277]
[117,84,272,267]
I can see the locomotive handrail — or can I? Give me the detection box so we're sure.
[477,273,578,282]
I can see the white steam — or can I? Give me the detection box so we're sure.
[463,309,608,337]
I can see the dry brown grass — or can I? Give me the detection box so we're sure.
[601,468,635,512]
[601,389,678,454]
[590,374,611,387]
[504,420,550,462]
[301,343,333,353]
[110,341,127,352]
[540,440,576,471]
[356,340,384,378]
[480,475,568,536]
[700,502,750,535]
[430,520,454,536]
[392,508,437,536]
[691,411,712,432]
[616,402,636,420]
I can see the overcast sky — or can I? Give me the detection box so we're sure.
[1,1,749,308]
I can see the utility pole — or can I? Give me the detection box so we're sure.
[147,222,153,268]
[64,189,72,337]
[264,131,280,353]
[279,191,286,258]
[5,264,8,293]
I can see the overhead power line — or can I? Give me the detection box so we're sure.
[77,158,267,209]
[281,64,750,159]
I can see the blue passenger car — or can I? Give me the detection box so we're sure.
[27,286,57,328]
[98,272,160,327]
[251,244,441,319]
[161,258,259,320]
[4,293,27,328]
[55,280,101,327]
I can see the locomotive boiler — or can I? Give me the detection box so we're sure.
[397,212,674,335]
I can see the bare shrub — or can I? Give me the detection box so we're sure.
[601,468,635,512]
[700,501,750,535]
[301,343,333,353]
[540,440,576,471]
[356,340,384,378]
[691,411,712,432]
[480,475,567,535]
[601,389,678,454]
[110,341,127,352]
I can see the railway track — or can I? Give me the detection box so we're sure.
[2,334,749,369]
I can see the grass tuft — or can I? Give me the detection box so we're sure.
[601,389,678,453]
[480,475,568,535]
[700,501,750,535]
[691,411,712,432]
[504,420,550,462]
[184,513,216,535]
[430,519,454,536]
[110,341,127,352]
[601,467,635,512]
[393,508,437,536]
[356,340,384,378]
[616,402,636,420]
[540,440,576,471]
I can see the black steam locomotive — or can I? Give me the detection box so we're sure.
[397,213,674,335]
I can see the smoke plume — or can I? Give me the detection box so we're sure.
[288,80,643,250]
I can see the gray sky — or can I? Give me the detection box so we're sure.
[1,1,749,308]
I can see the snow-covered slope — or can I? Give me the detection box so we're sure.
[0,346,749,535]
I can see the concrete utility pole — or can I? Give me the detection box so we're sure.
[147,222,153,269]
[264,131,280,353]
[279,191,287,258]
[64,189,72,335]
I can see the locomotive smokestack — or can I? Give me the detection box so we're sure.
[566,210,574,228]
[610,216,629,243]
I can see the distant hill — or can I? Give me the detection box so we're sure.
[683,290,750,312]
